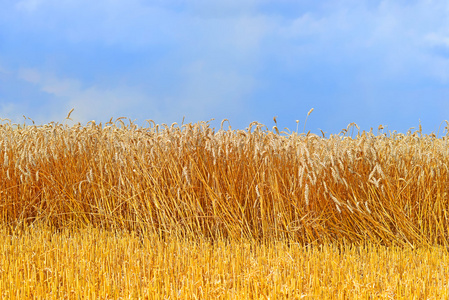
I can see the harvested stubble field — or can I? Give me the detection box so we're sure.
[1,116,449,299]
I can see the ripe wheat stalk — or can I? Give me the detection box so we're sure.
[2,115,449,298]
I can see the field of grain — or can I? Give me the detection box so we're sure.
[1,116,449,298]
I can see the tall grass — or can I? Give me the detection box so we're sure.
[1,118,449,246]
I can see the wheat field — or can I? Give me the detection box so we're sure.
[1,115,449,299]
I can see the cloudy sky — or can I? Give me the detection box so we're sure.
[1,0,448,135]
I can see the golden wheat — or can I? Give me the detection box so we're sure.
[2,119,446,244]
[1,117,449,298]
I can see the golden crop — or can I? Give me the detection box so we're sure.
[1,118,448,298]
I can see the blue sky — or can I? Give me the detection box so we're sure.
[1,0,448,135]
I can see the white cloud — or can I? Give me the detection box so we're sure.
[0,65,8,75]
[15,0,44,12]
[177,60,255,118]
[12,65,257,126]
[67,87,150,124]
[15,68,156,124]
[227,15,274,55]
[426,33,449,48]
[265,0,449,84]
[0,102,21,123]
[3,0,449,131]
[8,0,272,53]
[4,0,272,126]
[181,0,259,18]
[17,68,42,84]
